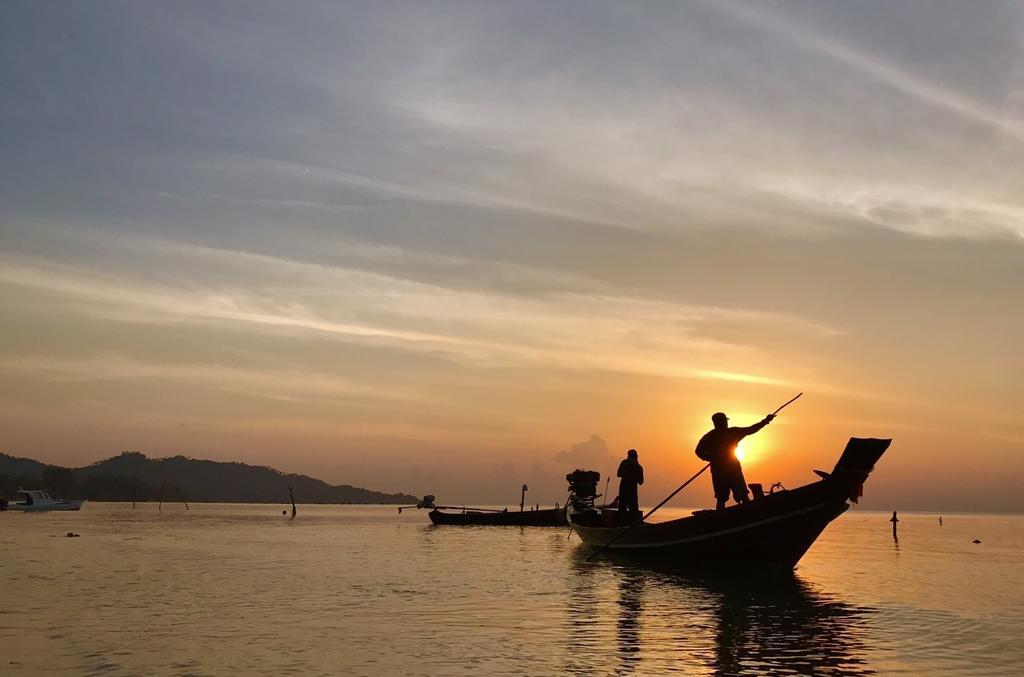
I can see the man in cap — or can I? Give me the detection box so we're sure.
[616,449,644,516]
[695,412,774,509]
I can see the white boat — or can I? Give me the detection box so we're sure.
[1,489,86,512]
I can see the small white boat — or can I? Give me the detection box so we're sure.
[1,489,86,512]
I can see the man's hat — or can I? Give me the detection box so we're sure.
[712,412,728,425]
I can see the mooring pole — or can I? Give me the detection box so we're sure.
[891,510,899,542]
[158,480,166,512]
[288,485,297,518]
[175,486,190,511]
[520,484,528,512]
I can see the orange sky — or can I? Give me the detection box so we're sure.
[1,2,1022,511]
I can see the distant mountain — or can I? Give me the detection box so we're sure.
[0,451,417,504]
[0,453,48,480]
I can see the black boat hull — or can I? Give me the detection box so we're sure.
[428,508,567,526]
[569,437,889,568]
[570,482,846,568]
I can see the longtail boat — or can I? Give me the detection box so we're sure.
[398,492,568,527]
[428,506,566,526]
[567,437,889,568]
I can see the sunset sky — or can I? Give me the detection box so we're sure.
[2,1,1022,511]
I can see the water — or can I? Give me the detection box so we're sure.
[2,505,1022,676]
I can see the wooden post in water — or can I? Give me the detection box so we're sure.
[132,481,137,510]
[891,510,899,542]
[159,480,166,512]
[520,484,528,512]
[175,486,190,511]
[288,485,297,518]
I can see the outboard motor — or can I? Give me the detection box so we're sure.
[566,469,600,512]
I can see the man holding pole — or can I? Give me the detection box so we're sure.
[587,394,799,561]
[696,411,775,510]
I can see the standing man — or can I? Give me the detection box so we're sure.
[616,449,644,515]
[695,412,774,509]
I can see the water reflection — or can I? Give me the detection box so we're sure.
[564,555,604,675]
[567,552,875,675]
[702,570,873,675]
[615,569,643,674]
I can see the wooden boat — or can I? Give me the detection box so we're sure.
[568,437,889,568]
[398,492,568,527]
[427,506,566,526]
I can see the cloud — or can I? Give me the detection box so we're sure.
[0,229,838,389]
[0,355,423,408]
[553,434,614,471]
[707,0,1024,143]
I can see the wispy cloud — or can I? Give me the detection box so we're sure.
[0,355,424,408]
[0,229,838,389]
[709,0,1024,143]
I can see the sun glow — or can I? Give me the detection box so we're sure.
[734,437,765,464]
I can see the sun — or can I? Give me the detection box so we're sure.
[734,437,763,464]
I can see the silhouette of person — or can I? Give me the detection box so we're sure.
[617,449,644,515]
[695,411,774,509]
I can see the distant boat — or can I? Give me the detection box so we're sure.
[1,489,86,512]
[428,506,567,526]
[398,493,568,527]
[568,437,890,568]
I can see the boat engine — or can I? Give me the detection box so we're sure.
[566,469,600,511]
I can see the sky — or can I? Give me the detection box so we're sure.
[1,1,1022,511]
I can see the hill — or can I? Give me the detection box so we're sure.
[0,451,417,504]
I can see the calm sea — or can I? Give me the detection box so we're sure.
[2,504,1021,676]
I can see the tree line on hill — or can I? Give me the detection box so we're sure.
[0,451,418,504]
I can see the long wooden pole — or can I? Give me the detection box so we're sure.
[288,485,297,518]
[586,392,803,561]
[772,392,803,416]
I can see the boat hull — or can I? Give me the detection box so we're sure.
[5,500,86,512]
[429,508,567,526]
[570,482,845,568]
[569,437,891,569]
